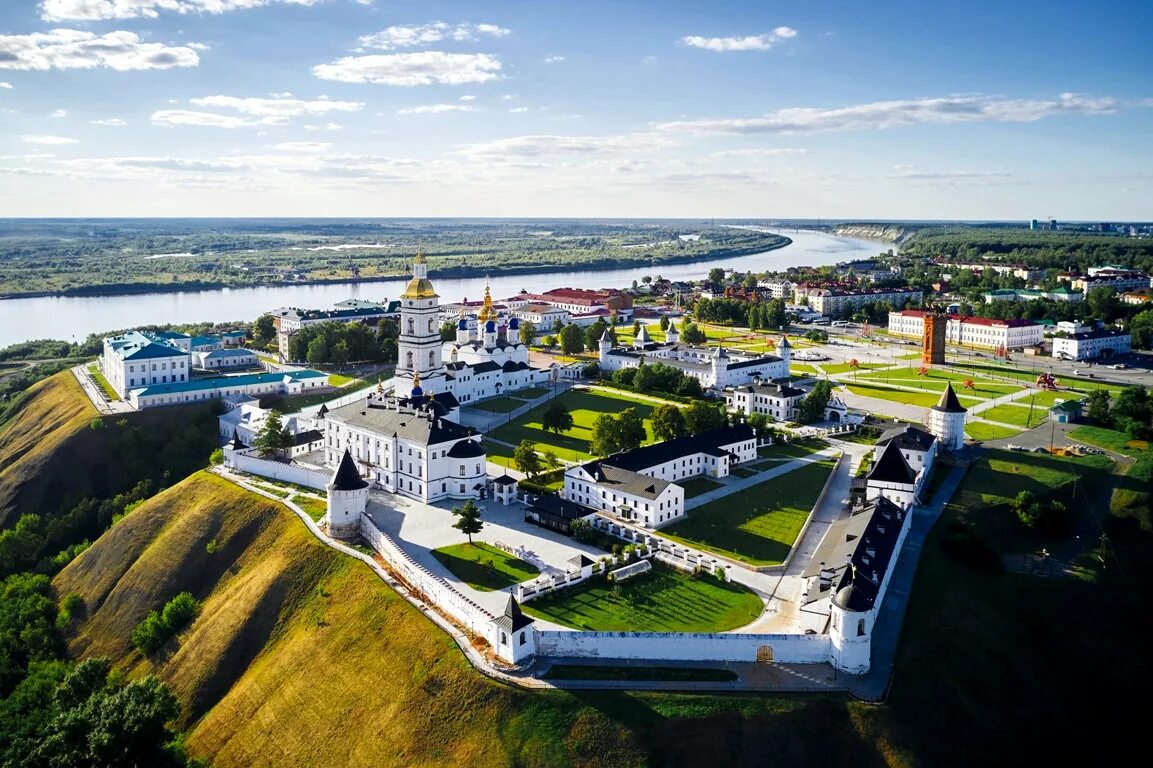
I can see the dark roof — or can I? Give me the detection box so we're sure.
[317,403,329,416]
[832,495,907,612]
[326,399,474,447]
[568,554,596,568]
[866,441,918,485]
[931,383,967,414]
[591,423,756,475]
[292,429,323,446]
[493,474,517,486]
[527,494,596,521]
[877,425,937,453]
[329,449,368,491]
[576,463,672,500]
[493,595,533,632]
[447,439,486,458]
[396,390,461,415]
[229,429,245,449]
[733,382,806,398]
[501,360,530,373]
[471,361,502,374]
[726,355,784,370]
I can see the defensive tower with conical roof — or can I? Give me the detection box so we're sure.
[928,382,967,451]
[326,448,369,539]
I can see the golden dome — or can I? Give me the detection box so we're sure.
[413,250,427,265]
[401,277,438,299]
[477,281,496,322]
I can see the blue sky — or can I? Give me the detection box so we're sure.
[1,0,1151,219]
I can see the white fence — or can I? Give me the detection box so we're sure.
[228,449,330,490]
[358,515,494,638]
[536,630,832,664]
[591,516,730,576]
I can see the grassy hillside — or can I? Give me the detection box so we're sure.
[54,472,894,768]
[0,372,96,526]
[0,370,218,536]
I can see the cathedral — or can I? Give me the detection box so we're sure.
[392,254,549,405]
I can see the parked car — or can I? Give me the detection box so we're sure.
[1112,363,1127,370]
[1007,444,1026,451]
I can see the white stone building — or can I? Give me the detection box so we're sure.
[129,369,330,410]
[724,380,808,421]
[887,310,1045,350]
[865,425,940,507]
[563,424,758,529]
[794,285,922,317]
[1052,326,1131,361]
[100,331,192,398]
[510,303,571,329]
[322,389,487,503]
[391,258,550,406]
[193,348,259,371]
[598,325,790,390]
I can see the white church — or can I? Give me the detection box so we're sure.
[597,323,791,390]
[390,254,549,406]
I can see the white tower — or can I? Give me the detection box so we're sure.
[710,345,729,388]
[777,334,792,374]
[666,321,679,343]
[326,448,369,540]
[491,595,536,664]
[598,327,613,364]
[829,576,872,674]
[928,383,967,451]
[397,252,442,381]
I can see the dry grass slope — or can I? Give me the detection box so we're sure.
[53,472,897,768]
[0,372,96,525]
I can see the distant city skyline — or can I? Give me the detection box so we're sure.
[1,0,1151,218]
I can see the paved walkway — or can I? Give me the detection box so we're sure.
[71,364,134,415]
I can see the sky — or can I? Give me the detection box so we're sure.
[1,0,1151,220]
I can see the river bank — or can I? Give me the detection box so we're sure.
[0,237,791,302]
[0,230,880,348]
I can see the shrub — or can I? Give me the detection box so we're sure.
[55,592,85,631]
[132,592,201,655]
[88,417,106,431]
[941,521,1002,572]
[714,565,726,580]
[209,448,225,465]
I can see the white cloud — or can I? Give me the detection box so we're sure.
[314,52,502,86]
[508,107,529,113]
[91,117,127,126]
[38,0,323,22]
[501,94,516,100]
[459,94,476,101]
[189,95,363,118]
[268,141,332,152]
[398,104,477,114]
[656,93,1123,134]
[681,27,797,52]
[0,29,201,71]
[151,110,259,129]
[0,82,12,89]
[544,55,565,63]
[358,22,510,51]
[21,134,78,144]
[51,109,68,118]
[303,122,342,131]
[711,147,808,158]
[457,133,670,161]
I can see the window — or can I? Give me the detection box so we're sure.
[407,318,415,334]
[857,618,866,637]
[519,631,526,645]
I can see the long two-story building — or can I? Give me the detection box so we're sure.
[887,310,1044,350]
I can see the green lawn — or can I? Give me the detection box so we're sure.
[820,362,886,375]
[847,382,982,409]
[951,449,1113,512]
[543,665,737,682]
[755,439,828,462]
[964,422,1024,442]
[324,373,361,387]
[511,386,552,399]
[896,352,923,360]
[295,495,327,522]
[949,361,1125,395]
[1018,390,1084,409]
[681,477,723,499]
[87,364,119,401]
[979,403,1049,429]
[661,460,834,566]
[483,439,517,469]
[431,542,541,592]
[489,388,659,460]
[1068,425,1150,457]
[520,566,762,632]
[789,362,818,376]
[855,369,1022,398]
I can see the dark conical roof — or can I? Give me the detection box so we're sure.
[317,403,329,416]
[866,440,917,485]
[931,383,967,414]
[229,429,245,449]
[833,584,870,612]
[494,594,533,631]
[329,449,368,491]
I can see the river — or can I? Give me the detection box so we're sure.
[0,230,879,348]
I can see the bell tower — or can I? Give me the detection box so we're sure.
[397,251,443,380]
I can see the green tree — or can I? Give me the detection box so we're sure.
[253,313,276,345]
[439,320,457,342]
[681,322,707,345]
[541,401,575,434]
[331,339,351,367]
[684,401,726,435]
[582,361,600,378]
[659,315,670,331]
[452,500,484,544]
[0,573,57,696]
[616,408,646,451]
[552,318,565,334]
[650,403,687,441]
[513,439,542,478]
[543,334,557,349]
[560,324,585,355]
[306,337,328,366]
[590,413,623,456]
[797,380,833,424]
[708,267,726,292]
[1086,389,1112,426]
[1086,286,1120,321]
[519,319,536,345]
[253,409,293,457]
[747,411,773,437]
[584,318,609,350]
